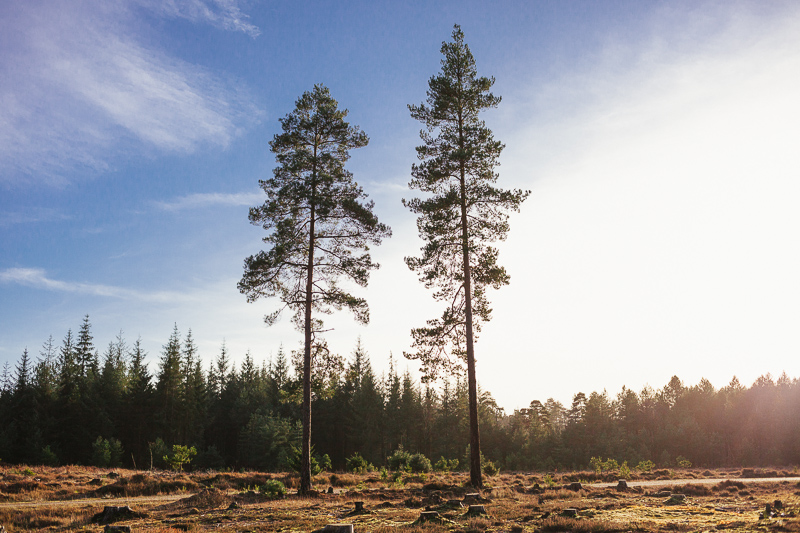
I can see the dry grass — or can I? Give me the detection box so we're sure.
[1,467,800,531]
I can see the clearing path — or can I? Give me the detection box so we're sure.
[0,493,187,510]
[590,476,800,488]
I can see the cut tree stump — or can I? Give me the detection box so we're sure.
[561,508,578,518]
[418,511,441,522]
[103,526,131,533]
[466,505,487,516]
[321,525,354,533]
[354,501,365,512]
[92,506,142,524]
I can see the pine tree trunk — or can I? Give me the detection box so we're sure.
[301,185,316,495]
[459,162,482,490]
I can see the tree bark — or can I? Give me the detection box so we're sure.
[458,118,482,490]
[300,160,317,495]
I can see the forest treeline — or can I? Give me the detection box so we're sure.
[1,316,799,471]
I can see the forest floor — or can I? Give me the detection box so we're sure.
[1,465,800,532]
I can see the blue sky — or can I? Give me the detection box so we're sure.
[2,0,800,410]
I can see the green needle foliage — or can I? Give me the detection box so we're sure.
[239,84,390,494]
[404,25,529,488]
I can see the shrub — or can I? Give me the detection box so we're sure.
[482,456,499,476]
[408,453,432,473]
[259,479,287,499]
[164,445,197,471]
[590,456,603,474]
[320,453,332,472]
[636,460,655,472]
[346,452,374,474]
[676,456,692,468]
[619,461,631,479]
[91,437,124,468]
[387,447,411,471]
[434,457,459,472]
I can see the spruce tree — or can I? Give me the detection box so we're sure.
[124,338,154,467]
[404,24,529,488]
[155,325,183,443]
[239,84,391,493]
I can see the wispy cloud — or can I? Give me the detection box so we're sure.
[0,1,262,187]
[0,208,71,228]
[0,267,199,303]
[136,0,260,37]
[154,191,264,211]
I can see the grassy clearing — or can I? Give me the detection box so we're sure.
[0,467,799,531]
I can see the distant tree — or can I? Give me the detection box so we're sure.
[155,325,183,443]
[123,338,154,467]
[75,315,98,380]
[11,349,41,463]
[180,330,206,445]
[239,84,390,493]
[403,25,529,488]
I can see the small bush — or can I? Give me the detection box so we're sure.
[91,437,124,468]
[259,479,286,499]
[346,452,374,474]
[319,453,332,472]
[387,447,411,471]
[164,445,197,471]
[482,457,499,476]
[434,457,459,472]
[618,461,631,479]
[636,460,655,472]
[676,456,692,468]
[408,453,432,473]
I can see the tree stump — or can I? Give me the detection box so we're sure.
[354,501,365,512]
[103,526,131,533]
[616,480,628,491]
[463,493,480,502]
[466,505,487,516]
[322,525,354,533]
[92,506,139,524]
[561,508,578,518]
[446,499,463,508]
[565,482,582,491]
[418,511,441,522]
[664,494,686,505]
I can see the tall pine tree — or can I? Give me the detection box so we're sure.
[239,84,391,493]
[404,25,529,488]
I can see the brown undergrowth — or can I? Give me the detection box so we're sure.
[1,467,799,531]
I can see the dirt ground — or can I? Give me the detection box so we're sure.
[1,466,800,532]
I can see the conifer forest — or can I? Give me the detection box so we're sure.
[1,316,798,472]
